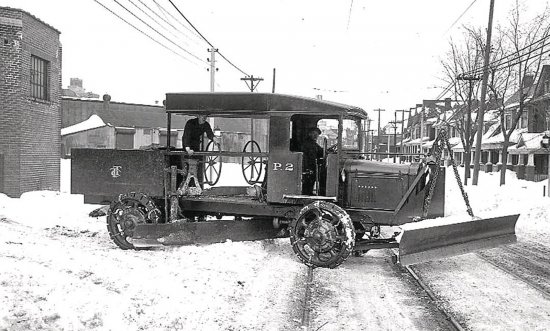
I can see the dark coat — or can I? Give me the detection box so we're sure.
[182,118,214,150]
[301,137,323,173]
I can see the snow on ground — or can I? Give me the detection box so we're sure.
[445,168,550,244]
[2,161,550,330]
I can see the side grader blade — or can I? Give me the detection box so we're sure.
[130,219,283,247]
[397,214,519,266]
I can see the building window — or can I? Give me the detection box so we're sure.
[520,111,528,129]
[30,55,48,100]
[505,114,512,130]
[544,80,550,94]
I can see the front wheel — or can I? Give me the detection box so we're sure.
[289,201,355,268]
[106,192,161,249]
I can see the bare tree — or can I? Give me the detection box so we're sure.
[440,28,485,184]
[489,2,550,185]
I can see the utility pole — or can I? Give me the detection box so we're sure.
[417,104,424,154]
[368,129,375,159]
[272,68,276,93]
[390,117,399,163]
[208,48,218,92]
[241,75,264,144]
[473,0,495,185]
[395,110,405,163]
[366,118,373,157]
[207,48,218,130]
[241,75,264,92]
[407,108,413,160]
[387,130,391,162]
[374,108,385,160]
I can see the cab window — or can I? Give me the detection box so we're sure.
[318,119,359,150]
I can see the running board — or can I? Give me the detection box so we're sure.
[130,219,284,247]
[397,214,519,266]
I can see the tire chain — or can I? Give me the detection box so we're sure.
[110,192,162,223]
[423,128,474,218]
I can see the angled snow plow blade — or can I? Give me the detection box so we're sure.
[130,219,284,247]
[397,214,519,266]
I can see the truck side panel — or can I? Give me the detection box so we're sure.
[71,149,166,203]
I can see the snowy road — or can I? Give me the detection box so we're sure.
[0,214,307,330]
[2,168,550,330]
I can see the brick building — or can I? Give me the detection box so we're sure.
[0,7,62,197]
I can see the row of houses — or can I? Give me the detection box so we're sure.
[400,66,550,182]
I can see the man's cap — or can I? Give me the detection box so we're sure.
[309,127,321,134]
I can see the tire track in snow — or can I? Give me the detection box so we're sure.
[300,266,314,330]
[304,250,461,330]
[402,265,464,331]
[477,243,550,300]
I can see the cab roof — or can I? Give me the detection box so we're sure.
[165,92,368,119]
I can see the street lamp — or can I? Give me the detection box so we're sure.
[541,131,550,148]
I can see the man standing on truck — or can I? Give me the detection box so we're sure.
[183,115,216,154]
[301,127,324,195]
[182,115,218,188]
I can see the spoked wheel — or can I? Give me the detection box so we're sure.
[106,192,161,249]
[290,201,355,268]
[241,140,265,184]
[204,141,222,186]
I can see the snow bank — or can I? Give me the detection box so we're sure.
[0,191,103,232]
[431,167,550,243]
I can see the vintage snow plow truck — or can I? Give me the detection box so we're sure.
[71,93,519,268]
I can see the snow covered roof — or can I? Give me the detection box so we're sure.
[423,140,435,148]
[62,98,190,130]
[448,137,461,145]
[61,115,106,136]
[508,132,550,153]
[404,137,430,146]
[504,84,535,109]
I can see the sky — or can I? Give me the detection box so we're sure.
[3,0,549,126]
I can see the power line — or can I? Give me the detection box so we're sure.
[346,0,354,30]
[435,81,455,100]
[442,0,478,37]
[126,0,190,47]
[462,33,550,77]
[166,0,214,48]
[467,39,550,77]
[167,0,250,77]
[92,0,203,67]
[112,0,207,65]
[150,0,204,43]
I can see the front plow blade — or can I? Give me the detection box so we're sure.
[398,214,519,266]
[130,219,283,247]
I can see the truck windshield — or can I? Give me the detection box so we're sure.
[318,119,359,150]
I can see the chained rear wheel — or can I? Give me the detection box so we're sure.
[290,201,355,268]
[106,192,161,249]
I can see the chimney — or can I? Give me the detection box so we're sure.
[102,94,111,111]
[70,78,83,88]
[316,94,323,100]
[523,74,535,88]
[444,98,451,110]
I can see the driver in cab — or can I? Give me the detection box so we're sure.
[301,127,324,195]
